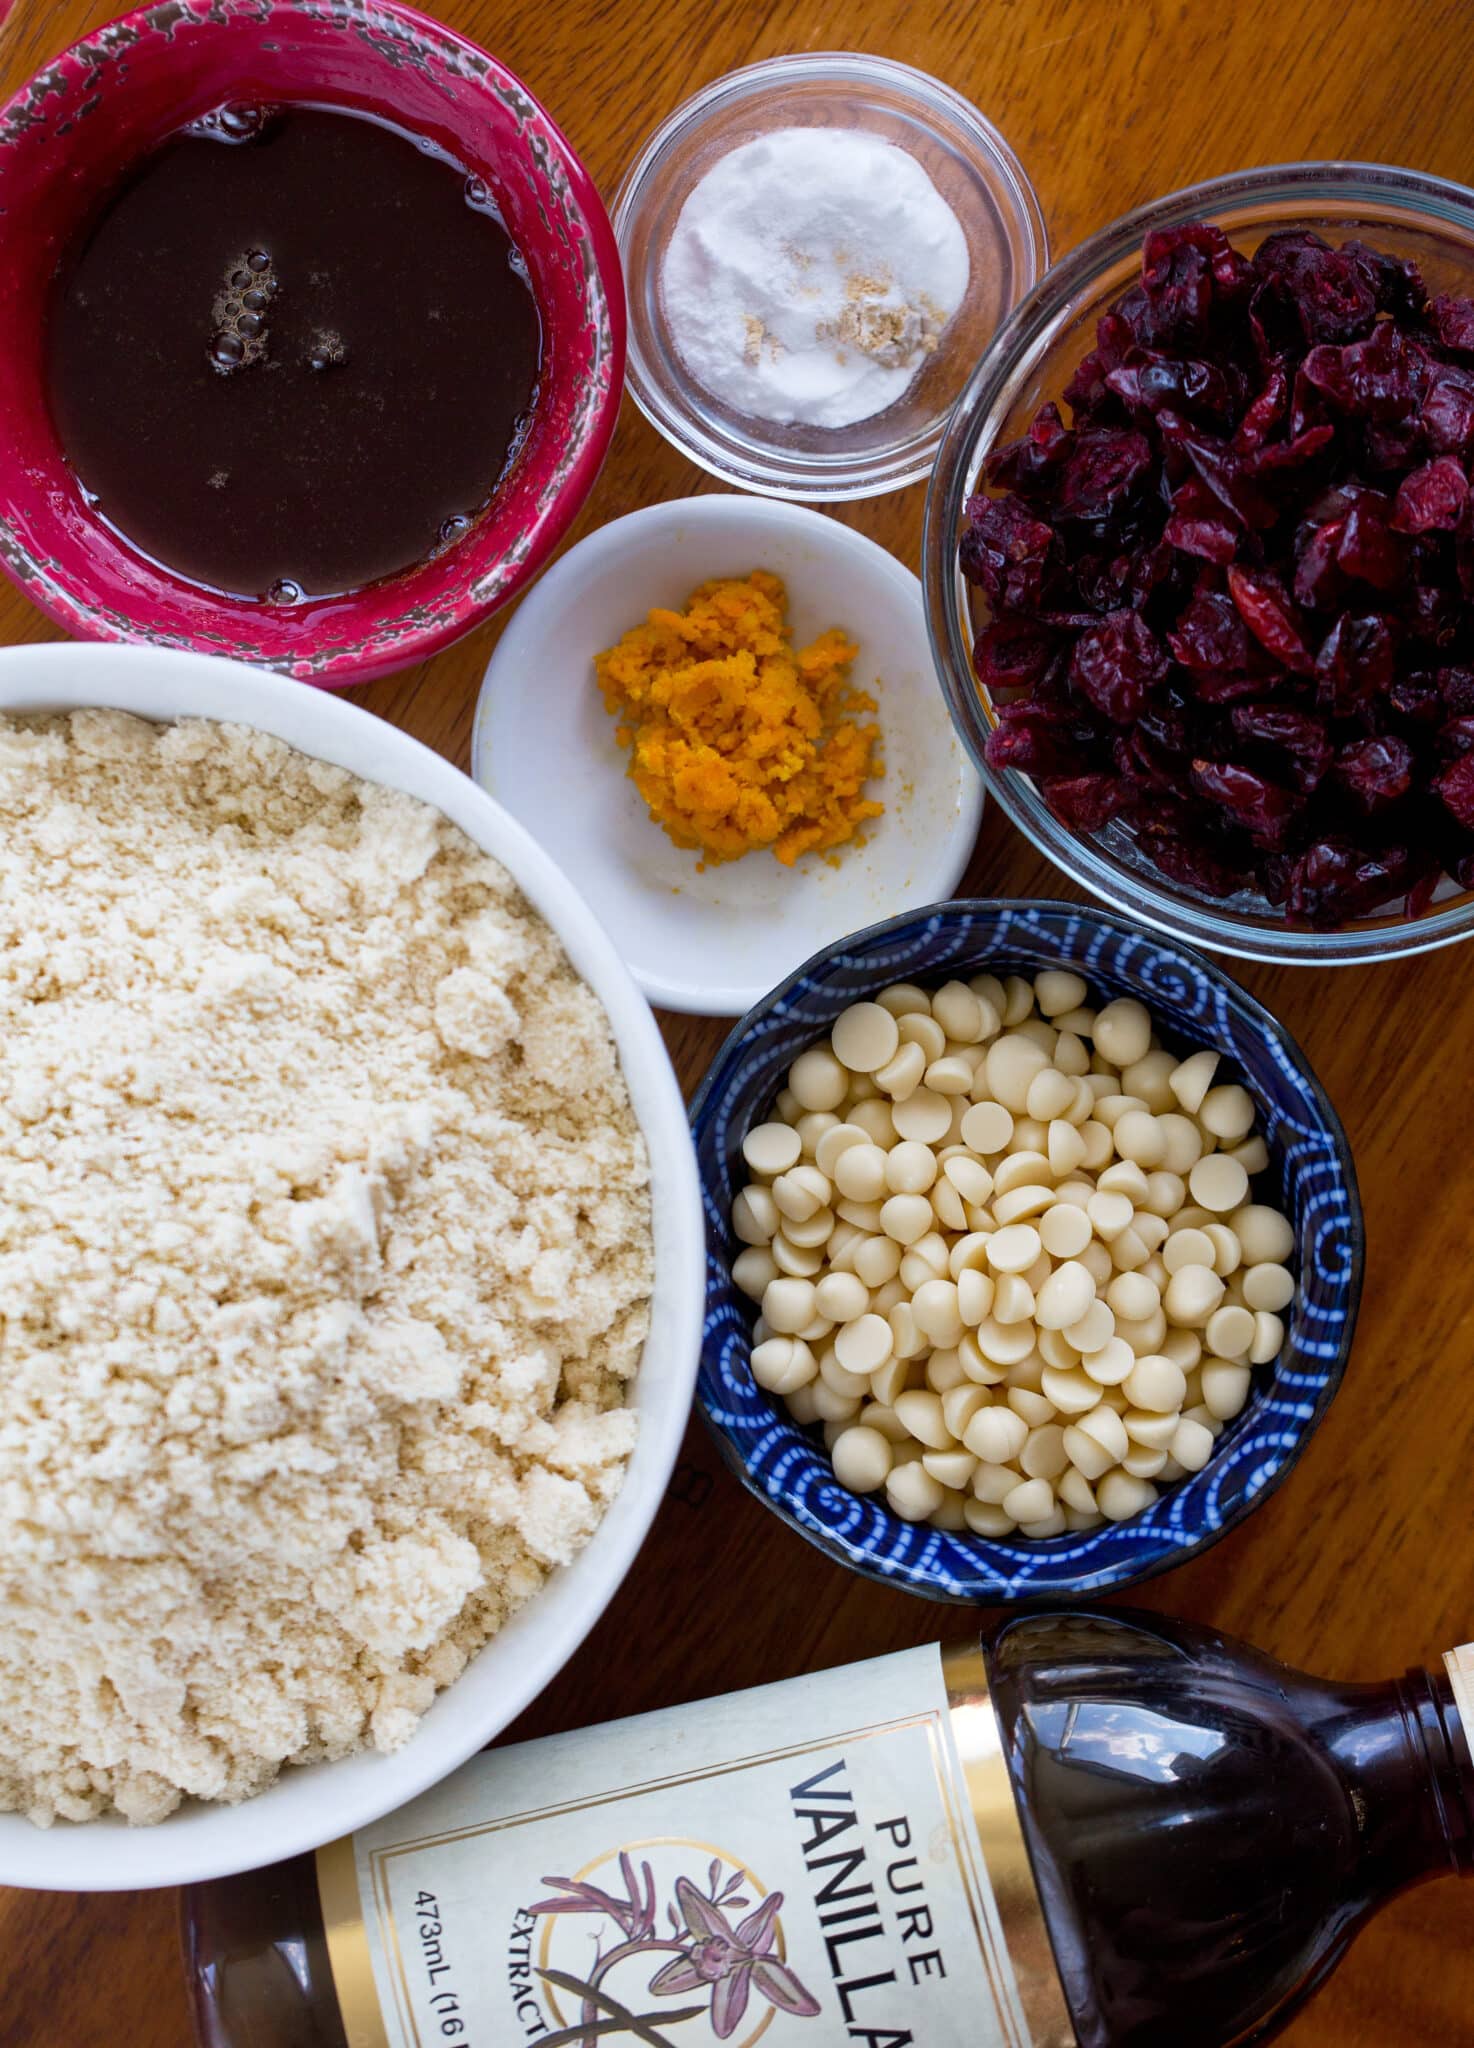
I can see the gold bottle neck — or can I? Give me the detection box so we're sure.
[942,1643,1078,2048]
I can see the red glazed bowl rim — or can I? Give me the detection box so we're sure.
[0,0,627,686]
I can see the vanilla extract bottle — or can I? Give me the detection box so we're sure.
[183,1607,1474,2048]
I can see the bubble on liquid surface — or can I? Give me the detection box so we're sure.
[439,513,471,545]
[464,175,490,209]
[247,249,271,274]
[268,578,303,605]
[188,101,277,145]
[218,103,271,141]
[306,330,348,373]
[209,331,245,372]
[237,312,263,339]
[241,287,268,313]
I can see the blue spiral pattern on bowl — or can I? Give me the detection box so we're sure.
[690,900,1363,1602]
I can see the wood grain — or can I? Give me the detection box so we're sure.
[1,0,1472,2042]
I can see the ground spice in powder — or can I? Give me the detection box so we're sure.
[0,711,652,1825]
[595,570,884,867]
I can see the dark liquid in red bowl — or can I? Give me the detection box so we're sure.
[45,103,542,602]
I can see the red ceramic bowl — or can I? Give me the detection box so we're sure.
[0,0,626,685]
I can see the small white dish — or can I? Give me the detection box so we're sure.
[473,495,983,1013]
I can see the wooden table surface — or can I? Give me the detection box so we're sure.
[3,0,1474,2042]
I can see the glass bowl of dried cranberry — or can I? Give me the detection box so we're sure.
[924,162,1474,962]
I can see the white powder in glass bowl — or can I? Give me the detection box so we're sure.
[660,126,971,429]
[0,710,653,1826]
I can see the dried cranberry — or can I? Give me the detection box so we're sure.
[1140,223,1237,340]
[1163,477,1239,563]
[1406,869,1440,918]
[1314,612,1396,711]
[1289,364,1329,440]
[1233,369,1289,452]
[1231,704,1334,790]
[972,616,1058,693]
[1127,535,1188,612]
[1343,239,1426,318]
[1070,610,1168,724]
[1387,670,1443,725]
[1391,455,1469,533]
[1113,729,1181,794]
[1055,428,1154,522]
[1144,832,1242,896]
[1284,840,1358,926]
[1364,415,1429,472]
[1421,365,1474,456]
[1284,840,1422,927]
[1227,565,1315,672]
[1062,310,1135,421]
[1195,670,1284,705]
[1430,294,1474,353]
[1106,347,1235,425]
[1434,752,1474,826]
[1169,423,1278,530]
[1336,734,1414,812]
[960,494,1057,612]
[1252,228,1377,344]
[984,718,1079,778]
[1293,519,1346,611]
[984,402,1074,500]
[1440,716,1474,758]
[1335,500,1409,590]
[1441,667,1474,715]
[1245,424,1336,477]
[1045,773,1126,830]
[1404,574,1463,648]
[1304,323,1424,422]
[1457,497,1474,601]
[1191,759,1303,842]
[1167,588,1258,677]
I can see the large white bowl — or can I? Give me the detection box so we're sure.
[0,643,705,1890]
[473,495,983,1014]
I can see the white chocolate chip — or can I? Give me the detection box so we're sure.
[742,1121,801,1177]
[1189,1154,1250,1214]
[1169,1049,1219,1113]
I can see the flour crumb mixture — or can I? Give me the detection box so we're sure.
[0,712,653,1826]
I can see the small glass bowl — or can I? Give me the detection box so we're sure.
[614,53,1044,501]
[924,162,1474,965]
[691,900,1362,1605]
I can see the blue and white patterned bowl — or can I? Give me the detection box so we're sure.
[690,899,1362,1603]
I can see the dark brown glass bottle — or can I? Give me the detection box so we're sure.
[985,1608,1473,2045]
[182,1606,1473,2048]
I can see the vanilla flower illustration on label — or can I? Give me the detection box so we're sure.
[321,1645,1039,2047]
[529,1847,820,2043]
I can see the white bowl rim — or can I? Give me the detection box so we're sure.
[0,643,704,1889]
[473,493,984,1013]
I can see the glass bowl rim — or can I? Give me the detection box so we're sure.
[690,894,1365,1605]
[922,158,1474,964]
[613,50,1047,502]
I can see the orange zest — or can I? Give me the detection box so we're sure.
[594,570,883,869]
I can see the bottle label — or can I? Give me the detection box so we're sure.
[1445,1643,1474,1751]
[317,1643,1075,2048]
